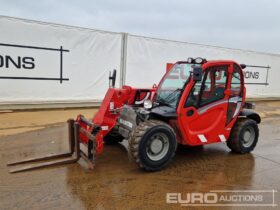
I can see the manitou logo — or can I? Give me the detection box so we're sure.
[0,55,35,69]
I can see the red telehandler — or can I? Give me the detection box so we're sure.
[8,58,261,173]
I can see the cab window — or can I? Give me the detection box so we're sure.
[230,64,242,97]
[185,65,228,108]
[226,64,243,124]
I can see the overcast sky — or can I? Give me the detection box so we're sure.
[0,0,279,54]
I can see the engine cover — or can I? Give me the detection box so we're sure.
[118,105,138,139]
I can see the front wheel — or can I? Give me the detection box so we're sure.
[128,120,177,171]
[227,118,259,154]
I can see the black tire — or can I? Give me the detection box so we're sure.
[103,134,124,145]
[227,118,259,154]
[128,120,177,171]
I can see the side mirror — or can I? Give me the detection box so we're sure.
[193,67,203,81]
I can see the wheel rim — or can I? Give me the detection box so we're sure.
[242,126,255,147]
[146,132,170,161]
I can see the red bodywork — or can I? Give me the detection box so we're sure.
[76,85,156,155]
[176,61,245,145]
[77,60,246,155]
[164,61,245,145]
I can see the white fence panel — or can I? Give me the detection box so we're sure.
[126,35,280,98]
[1,16,280,106]
[0,16,122,104]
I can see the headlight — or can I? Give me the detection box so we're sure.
[194,57,207,64]
[187,57,194,63]
[143,99,153,109]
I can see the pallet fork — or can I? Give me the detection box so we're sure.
[7,118,99,173]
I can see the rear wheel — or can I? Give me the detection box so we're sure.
[128,120,177,171]
[227,118,259,154]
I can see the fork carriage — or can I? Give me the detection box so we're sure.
[7,117,99,173]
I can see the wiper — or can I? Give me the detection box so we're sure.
[165,88,182,102]
[156,88,182,107]
[155,96,172,107]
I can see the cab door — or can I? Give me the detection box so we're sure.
[177,64,231,145]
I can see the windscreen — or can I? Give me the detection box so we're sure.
[156,63,200,108]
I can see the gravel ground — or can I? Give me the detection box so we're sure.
[0,101,279,210]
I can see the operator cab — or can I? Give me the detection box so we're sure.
[147,57,247,145]
[154,58,205,108]
[148,57,206,120]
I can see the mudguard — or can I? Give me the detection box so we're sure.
[239,109,261,124]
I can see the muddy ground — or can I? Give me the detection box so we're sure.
[0,101,280,210]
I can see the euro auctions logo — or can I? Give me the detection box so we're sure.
[166,190,277,207]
